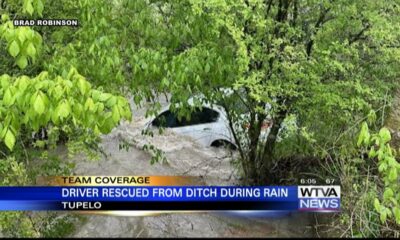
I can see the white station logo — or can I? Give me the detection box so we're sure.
[298,186,341,198]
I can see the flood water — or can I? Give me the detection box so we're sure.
[63,97,316,237]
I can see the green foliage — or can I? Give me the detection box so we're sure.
[22,0,45,16]
[77,0,398,183]
[143,143,167,165]
[41,214,81,238]
[0,154,82,238]
[334,123,400,237]
[0,16,42,69]
[0,157,28,186]
[3,1,398,182]
[0,68,131,151]
[0,0,399,237]
[0,3,131,233]
[358,123,400,226]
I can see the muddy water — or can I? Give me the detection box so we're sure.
[68,98,315,237]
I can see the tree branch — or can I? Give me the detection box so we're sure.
[306,6,331,57]
[349,22,371,45]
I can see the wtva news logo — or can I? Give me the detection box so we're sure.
[298,185,340,212]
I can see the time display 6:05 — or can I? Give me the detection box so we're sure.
[300,178,317,185]
[300,178,336,185]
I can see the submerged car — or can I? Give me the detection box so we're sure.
[144,101,271,149]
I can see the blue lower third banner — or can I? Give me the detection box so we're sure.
[0,186,340,212]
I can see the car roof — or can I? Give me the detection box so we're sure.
[159,102,224,114]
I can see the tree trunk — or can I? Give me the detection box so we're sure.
[258,118,281,184]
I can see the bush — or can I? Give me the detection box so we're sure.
[333,123,400,237]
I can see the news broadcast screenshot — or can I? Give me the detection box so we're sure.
[0,0,399,238]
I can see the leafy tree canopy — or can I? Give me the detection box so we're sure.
[2,0,400,182]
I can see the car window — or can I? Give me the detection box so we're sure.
[183,107,219,126]
[152,108,219,128]
[152,110,179,128]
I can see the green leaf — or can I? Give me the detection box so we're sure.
[73,103,83,116]
[4,129,16,150]
[357,122,369,146]
[112,105,120,123]
[386,156,398,167]
[1,14,9,22]
[99,116,114,133]
[386,208,392,218]
[36,0,44,16]
[3,88,13,106]
[18,30,26,44]
[383,188,394,200]
[34,140,45,148]
[91,90,101,101]
[0,125,7,139]
[205,63,210,73]
[25,0,34,15]
[367,110,377,124]
[378,162,387,172]
[368,147,376,158]
[99,93,112,102]
[77,77,89,95]
[389,168,397,181]
[96,102,104,112]
[394,207,400,224]
[379,128,391,143]
[16,56,28,69]
[57,101,71,119]
[26,42,36,58]
[106,96,117,107]
[374,198,380,212]
[33,93,45,115]
[8,41,20,57]
[380,208,387,223]
[51,108,59,124]
[161,78,169,87]
[84,98,95,111]
[67,67,78,80]
[0,74,10,88]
